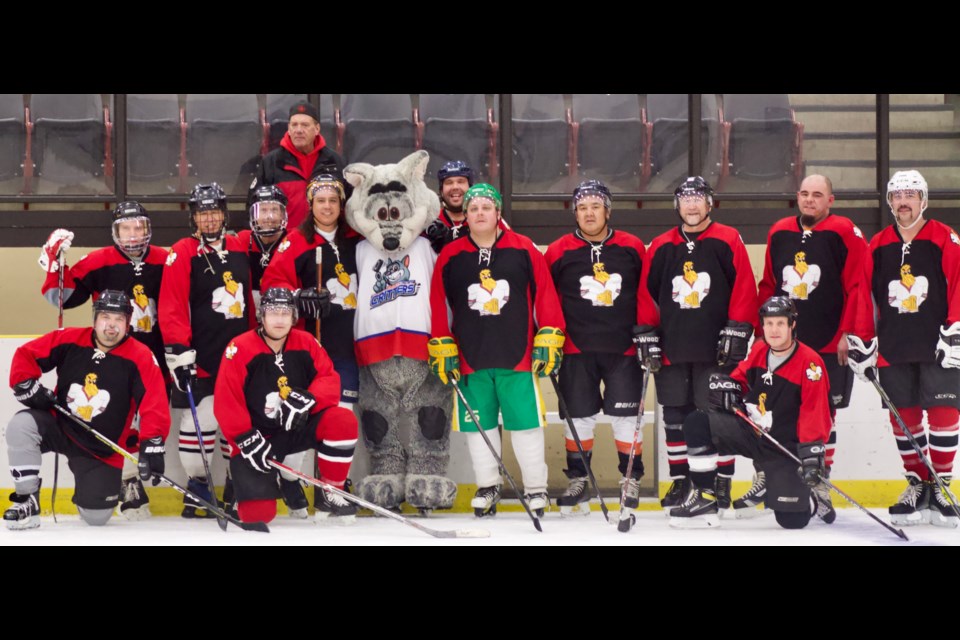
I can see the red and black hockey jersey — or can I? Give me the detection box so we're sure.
[41,245,169,378]
[424,207,511,250]
[236,229,287,294]
[731,339,832,447]
[214,327,341,455]
[261,227,359,361]
[759,214,872,352]
[638,221,759,364]
[431,229,565,374]
[867,219,960,366]
[159,234,255,380]
[544,229,651,355]
[9,328,170,467]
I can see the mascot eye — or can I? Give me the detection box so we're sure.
[390,207,400,220]
[377,207,388,221]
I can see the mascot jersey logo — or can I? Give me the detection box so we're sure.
[672,260,710,309]
[130,284,157,333]
[781,251,821,301]
[66,372,111,422]
[468,268,510,316]
[370,255,420,309]
[327,263,358,310]
[888,264,928,314]
[212,271,245,319]
[580,262,622,307]
[746,392,773,432]
[264,376,292,419]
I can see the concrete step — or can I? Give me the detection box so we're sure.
[796,108,954,134]
[803,136,960,162]
[788,94,946,106]
[805,161,960,189]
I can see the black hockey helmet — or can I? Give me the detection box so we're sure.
[188,182,228,239]
[248,185,288,238]
[92,289,133,322]
[258,286,298,323]
[111,200,152,257]
[759,295,798,327]
[572,179,612,210]
[674,176,714,210]
[437,160,474,187]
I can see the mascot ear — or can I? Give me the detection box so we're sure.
[397,150,430,182]
[344,162,374,189]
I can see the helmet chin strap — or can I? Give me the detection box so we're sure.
[894,211,925,230]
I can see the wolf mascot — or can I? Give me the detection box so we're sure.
[345,150,457,511]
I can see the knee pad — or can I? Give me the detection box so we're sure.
[774,509,811,530]
[6,411,43,449]
[663,404,695,425]
[417,406,448,441]
[682,410,714,450]
[78,506,114,527]
[890,406,923,431]
[610,415,638,445]
[928,406,960,429]
[569,415,597,445]
[238,499,277,524]
[361,411,389,445]
[318,407,359,442]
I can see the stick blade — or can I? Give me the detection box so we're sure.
[240,521,271,533]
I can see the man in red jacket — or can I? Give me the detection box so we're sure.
[248,100,347,229]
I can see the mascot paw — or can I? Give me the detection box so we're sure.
[405,474,457,510]
[357,474,405,509]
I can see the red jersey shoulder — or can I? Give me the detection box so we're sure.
[705,221,745,245]
[223,330,268,367]
[286,327,324,354]
[793,342,827,383]
[145,245,169,264]
[276,228,315,257]
[648,228,683,255]
[114,335,161,368]
[869,225,899,251]
[609,229,646,252]
[925,218,960,247]
[545,233,581,264]
[769,216,799,236]
[224,233,249,253]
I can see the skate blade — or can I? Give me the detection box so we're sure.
[559,504,592,517]
[119,505,152,521]
[890,511,926,526]
[668,514,720,529]
[929,512,959,528]
[733,506,769,519]
[287,508,309,520]
[4,516,40,531]
[315,513,357,526]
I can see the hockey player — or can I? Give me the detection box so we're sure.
[213,287,358,524]
[424,161,509,254]
[544,179,652,516]
[853,170,960,527]
[239,184,289,299]
[637,176,759,512]
[429,183,566,516]
[746,174,873,516]
[669,296,833,529]
[261,174,360,517]
[37,201,168,520]
[160,183,256,518]
[4,290,169,530]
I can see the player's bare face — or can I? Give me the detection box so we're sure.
[116,219,147,256]
[288,115,320,153]
[678,196,710,231]
[763,316,794,352]
[575,197,609,240]
[890,190,923,227]
[312,191,341,232]
[94,311,128,349]
[262,307,294,341]
[441,176,470,212]
[466,199,500,236]
[797,177,833,227]
[194,209,224,236]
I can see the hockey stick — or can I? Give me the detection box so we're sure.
[548,372,609,521]
[268,460,490,539]
[57,248,64,331]
[185,381,227,531]
[451,378,543,532]
[865,368,960,521]
[731,406,908,541]
[315,246,323,342]
[618,367,651,533]
[50,403,268,532]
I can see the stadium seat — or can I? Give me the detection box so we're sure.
[572,94,643,192]
[511,94,573,192]
[185,94,263,194]
[340,94,417,165]
[419,94,497,189]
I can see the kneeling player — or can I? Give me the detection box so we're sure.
[214,287,359,524]
[670,296,834,529]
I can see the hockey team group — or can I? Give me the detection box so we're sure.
[4,99,959,537]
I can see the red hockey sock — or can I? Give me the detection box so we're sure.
[890,407,929,480]
[238,499,276,524]
[927,406,959,476]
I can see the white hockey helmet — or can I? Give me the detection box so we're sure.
[886,170,928,215]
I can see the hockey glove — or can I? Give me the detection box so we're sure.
[424,220,453,254]
[427,337,461,385]
[935,322,960,369]
[531,327,565,377]
[707,373,744,413]
[797,441,826,487]
[137,436,165,486]
[38,229,73,273]
[278,388,316,432]
[846,335,879,382]
[717,320,753,366]
[296,287,332,319]
[632,325,662,373]
[12,378,57,411]
[164,347,198,394]
[236,429,274,474]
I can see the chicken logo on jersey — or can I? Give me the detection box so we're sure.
[468,268,511,316]
[951,232,960,246]
[277,239,291,253]
[806,362,823,381]
[888,264,928,314]
[672,261,710,309]
[264,375,293,419]
[224,341,238,360]
[782,251,821,301]
[746,392,773,432]
[130,284,157,333]
[580,262,622,307]
[66,372,111,422]
[165,252,177,267]
[211,271,245,319]
[370,255,420,309]
[327,263,358,310]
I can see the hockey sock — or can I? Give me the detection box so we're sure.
[466,428,503,488]
[826,420,837,468]
[717,455,735,479]
[890,407,929,480]
[238,499,276,524]
[928,406,959,476]
[512,427,548,494]
[565,416,596,475]
[664,424,689,478]
[315,407,358,487]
